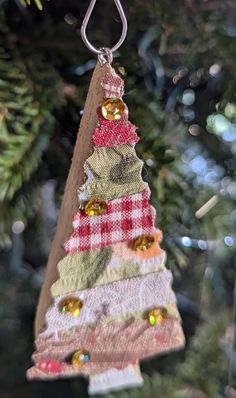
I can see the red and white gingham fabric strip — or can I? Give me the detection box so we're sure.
[101,71,124,99]
[65,189,156,253]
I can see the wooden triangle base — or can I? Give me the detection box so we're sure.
[35,62,112,337]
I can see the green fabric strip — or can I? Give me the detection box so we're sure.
[79,145,148,201]
[51,248,112,297]
[51,250,165,297]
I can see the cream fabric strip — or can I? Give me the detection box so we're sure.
[88,364,144,395]
[40,302,180,337]
[41,269,176,336]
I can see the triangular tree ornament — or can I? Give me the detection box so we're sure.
[27,62,185,395]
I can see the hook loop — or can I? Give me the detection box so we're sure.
[98,48,113,66]
[81,0,128,60]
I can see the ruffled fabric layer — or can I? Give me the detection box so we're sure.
[43,270,177,337]
[65,189,155,253]
[51,230,165,297]
[78,145,147,203]
[28,317,184,380]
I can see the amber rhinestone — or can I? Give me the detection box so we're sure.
[133,235,155,251]
[72,350,90,367]
[60,297,83,317]
[85,200,108,216]
[148,307,168,326]
[101,97,125,121]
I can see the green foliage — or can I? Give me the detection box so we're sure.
[0,17,64,246]
[179,316,228,396]
[0,181,39,247]
[20,0,43,10]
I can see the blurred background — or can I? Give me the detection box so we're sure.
[0,0,236,397]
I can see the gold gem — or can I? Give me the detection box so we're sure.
[101,98,125,121]
[133,235,155,251]
[148,307,168,326]
[85,200,108,216]
[72,350,90,367]
[60,297,83,317]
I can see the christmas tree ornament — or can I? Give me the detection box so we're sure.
[27,0,185,394]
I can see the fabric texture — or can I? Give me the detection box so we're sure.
[113,229,164,260]
[27,361,133,381]
[101,70,124,99]
[78,145,148,202]
[77,165,93,204]
[41,301,179,336]
[28,316,185,380]
[28,66,185,385]
[51,231,166,297]
[93,117,140,147]
[51,247,112,297]
[65,189,156,253]
[42,269,176,336]
[88,364,144,395]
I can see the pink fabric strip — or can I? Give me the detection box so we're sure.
[41,269,175,337]
[111,229,165,265]
[27,361,132,381]
[93,117,139,147]
[31,317,185,376]
[65,189,156,253]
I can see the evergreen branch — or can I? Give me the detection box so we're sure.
[0,44,62,203]
[19,0,43,10]
[0,179,40,248]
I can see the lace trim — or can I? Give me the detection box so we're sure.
[42,269,176,336]
[88,364,144,395]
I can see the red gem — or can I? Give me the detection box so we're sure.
[36,360,63,374]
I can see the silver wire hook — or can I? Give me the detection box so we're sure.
[81,0,128,58]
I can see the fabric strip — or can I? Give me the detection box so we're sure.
[78,145,148,202]
[51,231,166,297]
[93,117,139,147]
[65,189,156,253]
[101,70,124,99]
[42,269,176,336]
[30,316,185,379]
[88,364,144,395]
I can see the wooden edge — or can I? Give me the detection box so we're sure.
[34,62,112,337]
